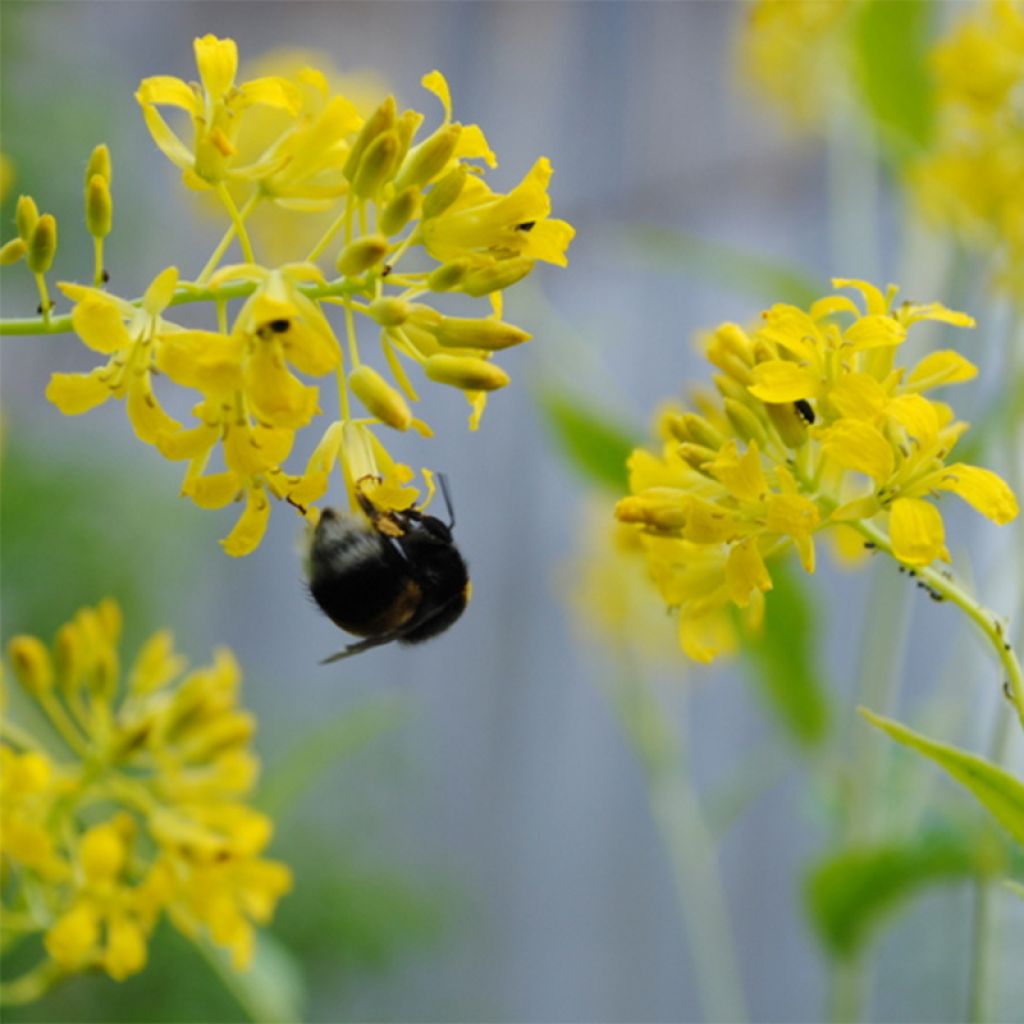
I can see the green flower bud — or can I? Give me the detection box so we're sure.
[424,354,510,392]
[8,636,54,696]
[431,316,531,352]
[395,124,462,191]
[0,238,27,266]
[460,257,534,297]
[677,443,718,471]
[380,187,421,236]
[766,402,807,449]
[352,131,401,198]
[27,214,57,273]
[427,259,469,292]
[422,166,467,218]
[85,143,112,186]
[86,174,113,239]
[343,96,396,182]
[724,398,768,448]
[680,413,725,450]
[336,234,389,277]
[15,195,39,242]
[367,297,411,327]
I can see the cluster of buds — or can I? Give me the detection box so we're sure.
[5,35,573,554]
[616,279,1019,662]
[1,601,291,984]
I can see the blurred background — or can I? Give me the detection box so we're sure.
[2,2,1021,1022]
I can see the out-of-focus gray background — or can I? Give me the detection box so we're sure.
[2,2,1020,1022]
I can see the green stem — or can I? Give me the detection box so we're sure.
[605,670,748,1023]
[197,192,260,285]
[0,959,64,1005]
[92,236,105,288]
[215,183,255,265]
[33,273,52,326]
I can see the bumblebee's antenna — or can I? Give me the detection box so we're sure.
[437,472,455,529]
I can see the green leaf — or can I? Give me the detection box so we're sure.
[197,932,306,1024]
[537,389,638,493]
[621,226,822,307]
[740,561,830,747]
[1006,880,1024,902]
[258,696,409,819]
[852,0,936,159]
[860,709,1024,846]
[806,825,1007,958]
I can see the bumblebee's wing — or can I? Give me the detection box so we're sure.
[319,633,402,664]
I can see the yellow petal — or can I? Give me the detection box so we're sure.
[239,76,302,114]
[139,105,194,170]
[889,497,948,566]
[679,609,737,663]
[421,70,452,120]
[71,295,132,354]
[157,330,244,394]
[822,420,894,482]
[765,493,821,542]
[46,371,112,414]
[143,266,179,315]
[707,440,768,503]
[104,915,148,981]
[183,472,242,509]
[157,422,219,461]
[843,314,906,350]
[938,464,1019,524]
[904,350,978,391]
[135,75,198,112]
[245,340,319,428]
[899,303,975,328]
[748,360,819,402]
[194,35,237,99]
[832,278,889,315]
[887,393,940,444]
[455,124,498,168]
[223,423,294,477]
[221,486,272,557]
[126,375,181,444]
[725,538,773,606]
[828,372,888,421]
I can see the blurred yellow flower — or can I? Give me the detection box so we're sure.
[1,602,291,991]
[616,279,1018,662]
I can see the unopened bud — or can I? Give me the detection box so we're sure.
[367,297,411,327]
[766,402,807,450]
[85,144,112,186]
[724,399,768,447]
[431,316,531,351]
[678,443,719,470]
[615,494,688,531]
[54,623,82,691]
[461,258,534,297]
[352,131,401,198]
[86,174,113,238]
[8,636,54,696]
[380,188,420,236]
[713,374,749,402]
[422,166,466,218]
[424,354,510,392]
[343,96,397,182]
[427,259,469,292]
[395,124,462,191]
[0,238,27,265]
[336,234,389,277]
[349,365,413,430]
[680,413,724,450]
[15,195,39,242]
[27,214,57,273]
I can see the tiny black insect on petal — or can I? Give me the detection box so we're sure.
[516,221,536,232]
[267,319,290,334]
[794,399,816,424]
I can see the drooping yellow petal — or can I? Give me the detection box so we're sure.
[245,340,319,428]
[821,420,894,482]
[126,375,181,444]
[748,360,820,402]
[71,295,133,354]
[157,330,245,395]
[889,497,949,566]
[157,422,219,461]
[135,75,198,112]
[938,464,1019,524]
[421,70,452,120]
[221,485,272,557]
[764,493,821,545]
[46,371,112,414]
[707,440,768,503]
[828,371,889,421]
[832,278,889,315]
[887,393,940,444]
[139,105,194,170]
[223,423,294,477]
[183,472,242,509]
[904,350,978,391]
[725,538,773,606]
[899,303,975,328]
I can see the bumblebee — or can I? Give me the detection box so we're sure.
[306,475,470,662]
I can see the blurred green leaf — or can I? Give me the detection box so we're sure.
[537,389,638,493]
[740,561,830,747]
[806,825,1007,958]
[852,0,935,159]
[1006,880,1024,901]
[861,709,1024,846]
[622,226,822,307]
[258,696,409,819]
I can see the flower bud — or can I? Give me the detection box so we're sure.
[424,354,510,392]
[7,636,54,696]
[349,364,413,430]
[54,623,82,692]
[422,166,467,218]
[343,96,396,182]
[678,443,719,470]
[0,238,27,266]
[713,374,748,403]
[367,297,411,327]
[395,124,462,191]
[431,316,531,351]
[380,187,420,236]
[85,143,112,186]
[15,195,39,242]
[86,174,113,239]
[352,131,401,198]
[680,413,725,450]
[27,214,57,273]
[461,258,535,297]
[427,259,469,292]
[766,402,808,450]
[724,399,768,448]
[336,234,389,277]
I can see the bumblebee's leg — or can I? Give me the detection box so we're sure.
[437,472,455,529]
[320,633,401,664]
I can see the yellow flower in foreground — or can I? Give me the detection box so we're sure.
[616,279,1019,662]
[1,602,291,986]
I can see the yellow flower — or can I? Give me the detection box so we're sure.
[2,602,291,987]
[616,279,1018,660]
[136,34,302,186]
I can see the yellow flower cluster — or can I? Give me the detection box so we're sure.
[736,0,852,130]
[1,601,291,986]
[616,279,1019,662]
[40,35,573,554]
[911,0,1024,296]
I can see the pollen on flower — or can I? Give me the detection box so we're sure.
[615,279,1019,662]
[1,602,291,988]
